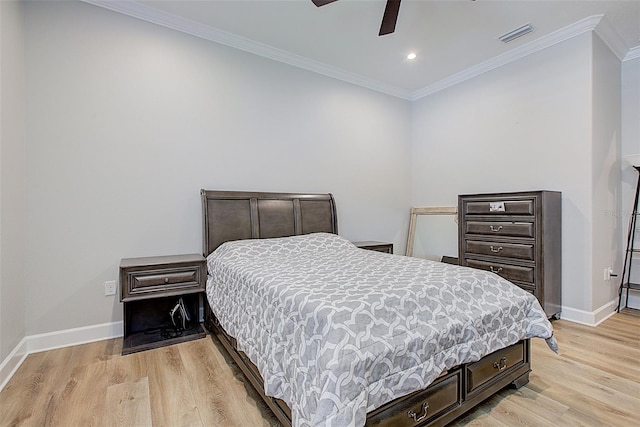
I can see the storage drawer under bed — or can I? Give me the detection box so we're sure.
[367,370,462,426]
[466,341,526,394]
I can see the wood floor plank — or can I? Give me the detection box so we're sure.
[478,392,558,426]
[1,312,638,427]
[42,359,110,426]
[449,399,516,427]
[145,345,203,426]
[177,338,276,426]
[107,348,149,387]
[494,385,569,423]
[0,351,53,426]
[526,379,636,426]
[555,408,613,427]
[534,349,640,400]
[105,377,152,427]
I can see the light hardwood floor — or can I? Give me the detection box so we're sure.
[1,311,639,427]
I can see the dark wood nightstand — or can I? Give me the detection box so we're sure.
[353,241,394,254]
[119,254,206,355]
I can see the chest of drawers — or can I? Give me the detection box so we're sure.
[458,191,561,319]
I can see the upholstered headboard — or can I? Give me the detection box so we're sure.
[201,190,338,256]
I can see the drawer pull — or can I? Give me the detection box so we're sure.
[489,225,503,232]
[164,277,169,283]
[489,266,503,274]
[490,246,503,253]
[407,402,429,423]
[493,357,508,371]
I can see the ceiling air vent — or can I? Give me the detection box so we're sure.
[499,24,534,43]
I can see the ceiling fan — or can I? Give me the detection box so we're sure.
[312,0,402,36]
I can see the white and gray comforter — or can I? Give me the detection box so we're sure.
[206,232,556,427]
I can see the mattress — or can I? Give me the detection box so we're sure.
[206,232,556,427]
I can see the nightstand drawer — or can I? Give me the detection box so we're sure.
[128,266,201,296]
[120,254,205,301]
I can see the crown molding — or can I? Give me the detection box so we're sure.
[82,0,413,100]
[411,15,604,100]
[82,2,635,100]
[625,46,640,62]
[595,14,631,61]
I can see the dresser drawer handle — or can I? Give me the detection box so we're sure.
[489,225,503,232]
[407,402,429,423]
[490,246,503,253]
[489,266,503,274]
[164,277,169,283]
[493,356,508,371]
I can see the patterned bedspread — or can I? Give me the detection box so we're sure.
[206,233,556,427]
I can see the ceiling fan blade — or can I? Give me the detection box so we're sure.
[379,0,401,36]
[311,0,339,6]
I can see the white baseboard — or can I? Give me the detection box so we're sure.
[0,337,29,393]
[0,321,123,392]
[560,299,618,326]
[24,321,124,354]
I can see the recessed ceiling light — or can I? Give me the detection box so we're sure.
[407,52,417,60]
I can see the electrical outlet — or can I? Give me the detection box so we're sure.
[603,267,616,281]
[104,280,117,296]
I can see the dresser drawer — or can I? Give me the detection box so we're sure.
[465,199,534,216]
[465,259,535,284]
[465,240,534,261]
[466,341,525,394]
[367,370,461,426]
[465,221,534,238]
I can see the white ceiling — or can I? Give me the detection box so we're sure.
[89,0,640,99]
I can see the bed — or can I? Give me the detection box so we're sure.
[200,189,556,427]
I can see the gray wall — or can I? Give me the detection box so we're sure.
[23,1,412,335]
[410,32,624,320]
[0,0,26,362]
[1,0,637,361]
[590,34,622,312]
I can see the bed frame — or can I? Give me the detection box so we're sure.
[201,189,531,427]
